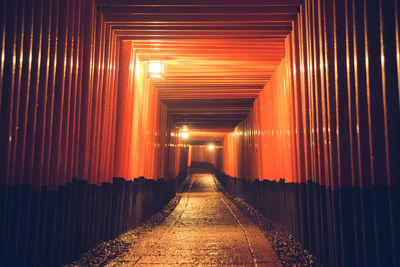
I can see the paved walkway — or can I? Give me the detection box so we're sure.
[107,173,282,266]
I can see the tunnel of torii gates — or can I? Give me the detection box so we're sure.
[0,0,399,266]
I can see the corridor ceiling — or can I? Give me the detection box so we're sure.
[96,0,301,136]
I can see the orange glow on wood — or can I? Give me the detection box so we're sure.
[1,0,398,191]
[222,38,296,183]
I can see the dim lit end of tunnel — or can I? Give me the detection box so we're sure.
[1,0,400,266]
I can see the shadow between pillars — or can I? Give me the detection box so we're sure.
[0,172,187,267]
[214,171,400,267]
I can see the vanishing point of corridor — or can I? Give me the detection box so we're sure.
[107,173,281,266]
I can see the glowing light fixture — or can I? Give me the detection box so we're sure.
[148,60,165,79]
[180,125,189,139]
[208,144,215,150]
[181,132,189,139]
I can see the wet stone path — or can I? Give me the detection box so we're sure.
[107,173,282,266]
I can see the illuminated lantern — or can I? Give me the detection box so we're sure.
[148,60,165,79]
[181,132,189,139]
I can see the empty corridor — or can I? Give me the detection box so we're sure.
[107,173,281,266]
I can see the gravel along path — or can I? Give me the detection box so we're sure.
[67,173,316,266]
[106,173,282,266]
[65,195,181,267]
[213,177,319,267]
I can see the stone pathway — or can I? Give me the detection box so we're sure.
[107,173,282,266]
